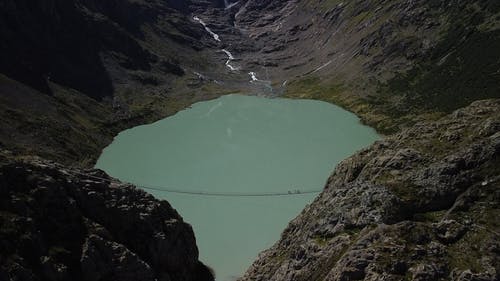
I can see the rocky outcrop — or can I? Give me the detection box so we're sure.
[0,159,214,281]
[239,99,500,281]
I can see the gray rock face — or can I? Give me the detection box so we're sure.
[0,161,214,281]
[239,99,500,281]
[80,235,155,281]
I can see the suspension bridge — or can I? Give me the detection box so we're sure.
[66,169,323,197]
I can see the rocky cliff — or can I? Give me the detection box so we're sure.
[0,159,214,281]
[240,99,500,281]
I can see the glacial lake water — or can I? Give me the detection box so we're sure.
[95,94,379,281]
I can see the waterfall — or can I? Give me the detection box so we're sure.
[193,16,221,42]
[224,0,239,10]
[222,49,238,71]
[249,72,258,82]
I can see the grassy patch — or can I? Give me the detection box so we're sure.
[413,210,446,223]
[302,0,345,10]
[381,16,500,113]
[447,228,491,273]
[48,246,72,260]
[313,236,332,247]
[289,1,500,137]
[270,252,288,264]
[309,243,350,281]
[375,172,420,202]
[284,77,399,134]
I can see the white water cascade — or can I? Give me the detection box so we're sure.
[248,72,259,82]
[225,1,239,9]
[312,60,333,73]
[222,49,238,71]
[193,16,221,42]
[193,14,242,73]
[193,12,273,89]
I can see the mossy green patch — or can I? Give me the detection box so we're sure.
[413,210,447,223]
[302,0,345,10]
[381,14,500,113]
[374,171,422,203]
[271,252,289,264]
[288,1,500,137]
[48,246,72,260]
[0,211,21,236]
[313,236,331,247]
[284,77,397,134]
[447,227,492,273]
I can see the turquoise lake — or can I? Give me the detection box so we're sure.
[95,94,379,281]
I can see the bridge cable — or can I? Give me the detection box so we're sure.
[64,169,323,197]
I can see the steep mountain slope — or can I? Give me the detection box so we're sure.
[232,0,500,133]
[0,0,237,166]
[240,99,499,281]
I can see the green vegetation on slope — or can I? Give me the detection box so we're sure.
[383,27,500,113]
[284,0,500,135]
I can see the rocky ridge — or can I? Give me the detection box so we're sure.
[240,99,500,281]
[0,159,214,281]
